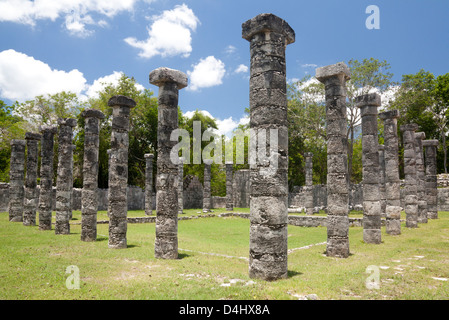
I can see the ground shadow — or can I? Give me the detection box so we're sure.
[287,270,303,278]
[178,253,190,259]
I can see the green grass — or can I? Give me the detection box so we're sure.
[0,209,448,300]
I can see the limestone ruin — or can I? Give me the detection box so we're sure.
[23,132,41,226]
[8,139,26,222]
[145,153,154,216]
[423,139,439,219]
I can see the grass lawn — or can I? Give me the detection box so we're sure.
[0,209,448,300]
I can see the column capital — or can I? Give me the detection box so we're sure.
[82,108,105,120]
[39,125,58,134]
[422,139,439,147]
[355,92,381,108]
[400,123,419,132]
[315,62,351,83]
[415,132,426,140]
[10,139,26,146]
[242,13,295,44]
[25,132,42,141]
[149,67,188,89]
[58,118,77,127]
[379,109,400,120]
[108,95,136,108]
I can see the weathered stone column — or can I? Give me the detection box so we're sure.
[9,139,26,222]
[144,153,154,216]
[23,132,42,226]
[243,13,295,280]
[149,67,187,259]
[203,159,212,213]
[81,109,105,242]
[54,118,77,235]
[378,145,387,218]
[304,152,314,215]
[356,93,381,244]
[316,62,351,258]
[226,161,234,211]
[415,132,428,224]
[378,110,401,235]
[38,125,57,230]
[422,140,439,219]
[178,157,184,215]
[108,95,136,249]
[400,123,419,228]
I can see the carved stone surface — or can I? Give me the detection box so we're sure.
[304,152,314,215]
[243,13,294,280]
[356,93,381,244]
[9,139,26,222]
[81,109,105,241]
[378,110,401,235]
[178,157,184,215]
[145,154,154,216]
[378,145,386,218]
[422,140,439,219]
[316,62,351,258]
[23,132,42,226]
[400,123,419,228]
[150,67,187,259]
[414,132,428,223]
[38,125,57,230]
[107,95,136,248]
[55,118,77,235]
[226,162,234,211]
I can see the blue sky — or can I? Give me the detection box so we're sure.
[0,0,448,136]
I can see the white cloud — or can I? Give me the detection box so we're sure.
[84,71,144,99]
[124,4,199,59]
[225,45,237,55]
[0,49,87,101]
[301,63,318,68]
[234,64,248,74]
[0,0,140,37]
[183,109,248,138]
[187,56,226,91]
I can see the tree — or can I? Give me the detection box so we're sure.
[433,73,449,172]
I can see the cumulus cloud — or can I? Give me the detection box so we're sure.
[0,49,87,101]
[0,0,140,37]
[234,64,248,74]
[124,4,199,59]
[84,71,145,99]
[301,63,318,68]
[187,56,226,91]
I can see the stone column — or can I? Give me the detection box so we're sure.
[149,67,187,259]
[203,159,212,213]
[81,109,105,242]
[422,140,439,219]
[23,132,42,226]
[54,118,77,235]
[226,161,234,211]
[243,13,295,280]
[415,132,428,224]
[400,123,419,228]
[356,93,381,244]
[378,145,387,218]
[316,62,351,258]
[108,95,136,249]
[178,157,184,215]
[9,139,26,222]
[304,152,314,215]
[38,125,57,230]
[378,110,401,235]
[144,153,154,216]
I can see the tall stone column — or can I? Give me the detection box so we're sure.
[400,123,419,228]
[316,62,351,258]
[243,13,295,280]
[9,139,26,222]
[356,93,381,244]
[149,67,187,259]
[178,157,184,215]
[203,159,212,213]
[23,132,42,226]
[414,132,428,224]
[144,153,154,216]
[304,152,314,215]
[226,161,234,211]
[378,110,401,235]
[378,145,387,218]
[55,118,77,235]
[422,140,439,219]
[81,109,105,242]
[38,125,57,230]
[108,95,136,249]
